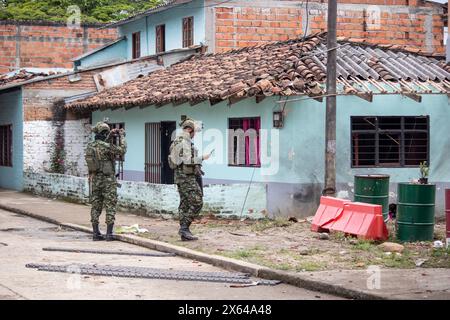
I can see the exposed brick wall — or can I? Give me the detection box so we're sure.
[23,171,268,218]
[0,21,117,74]
[214,2,446,54]
[22,69,100,121]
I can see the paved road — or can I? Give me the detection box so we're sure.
[0,209,342,300]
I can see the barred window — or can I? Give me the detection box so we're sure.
[351,116,429,168]
[182,16,193,48]
[0,124,12,167]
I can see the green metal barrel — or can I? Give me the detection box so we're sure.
[396,183,435,242]
[354,175,390,222]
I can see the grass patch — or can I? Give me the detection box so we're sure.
[295,261,326,272]
[354,240,376,251]
[250,218,292,232]
[431,247,450,257]
[380,251,415,268]
[222,245,266,260]
[330,231,347,241]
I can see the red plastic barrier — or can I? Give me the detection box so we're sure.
[323,202,388,241]
[311,197,350,232]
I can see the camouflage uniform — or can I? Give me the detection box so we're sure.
[87,128,127,225]
[171,131,204,226]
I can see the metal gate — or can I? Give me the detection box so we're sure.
[109,122,125,180]
[145,122,161,183]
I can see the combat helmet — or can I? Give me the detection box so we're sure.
[180,117,200,132]
[92,121,110,134]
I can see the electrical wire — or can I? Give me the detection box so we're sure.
[302,0,310,40]
[239,165,256,220]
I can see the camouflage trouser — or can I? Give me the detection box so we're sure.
[177,175,203,226]
[90,173,117,225]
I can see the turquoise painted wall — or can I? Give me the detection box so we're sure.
[336,94,450,184]
[92,94,450,216]
[0,88,23,191]
[93,94,450,186]
[119,0,205,59]
[92,97,325,184]
[78,38,128,68]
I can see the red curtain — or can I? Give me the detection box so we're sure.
[243,118,260,166]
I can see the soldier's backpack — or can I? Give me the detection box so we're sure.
[85,144,101,174]
[168,140,179,170]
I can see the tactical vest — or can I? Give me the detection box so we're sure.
[85,142,115,175]
[85,144,101,174]
[168,136,197,174]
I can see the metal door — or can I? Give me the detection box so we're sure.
[145,122,161,183]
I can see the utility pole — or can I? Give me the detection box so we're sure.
[324,0,337,196]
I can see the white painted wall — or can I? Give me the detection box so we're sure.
[23,171,267,218]
[23,121,56,173]
[23,119,90,176]
[63,119,91,177]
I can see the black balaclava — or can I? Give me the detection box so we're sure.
[95,131,108,141]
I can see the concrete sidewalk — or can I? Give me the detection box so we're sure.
[0,189,449,300]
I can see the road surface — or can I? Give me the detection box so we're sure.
[0,209,342,300]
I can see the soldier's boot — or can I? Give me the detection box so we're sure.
[92,223,105,241]
[105,224,115,241]
[178,223,198,241]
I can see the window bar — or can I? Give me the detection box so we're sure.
[400,117,405,166]
[375,117,379,166]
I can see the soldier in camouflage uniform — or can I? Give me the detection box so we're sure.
[169,117,210,241]
[85,122,127,241]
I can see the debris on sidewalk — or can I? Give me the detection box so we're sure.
[433,240,444,248]
[115,224,149,234]
[230,281,260,288]
[378,242,405,253]
[318,233,330,240]
[415,258,428,267]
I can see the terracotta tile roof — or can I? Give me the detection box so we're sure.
[66,33,450,111]
[0,69,46,86]
[0,69,65,88]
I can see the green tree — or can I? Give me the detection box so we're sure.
[0,0,162,23]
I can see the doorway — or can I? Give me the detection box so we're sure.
[144,121,176,184]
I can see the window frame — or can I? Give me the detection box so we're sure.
[155,24,166,53]
[0,124,13,167]
[132,31,141,59]
[350,116,430,168]
[182,16,194,48]
[227,117,261,168]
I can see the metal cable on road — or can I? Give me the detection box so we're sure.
[27,263,250,279]
[42,247,176,257]
[25,263,281,286]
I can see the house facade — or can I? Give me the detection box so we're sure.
[0,46,202,192]
[66,34,450,217]
[75,0,447,69]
